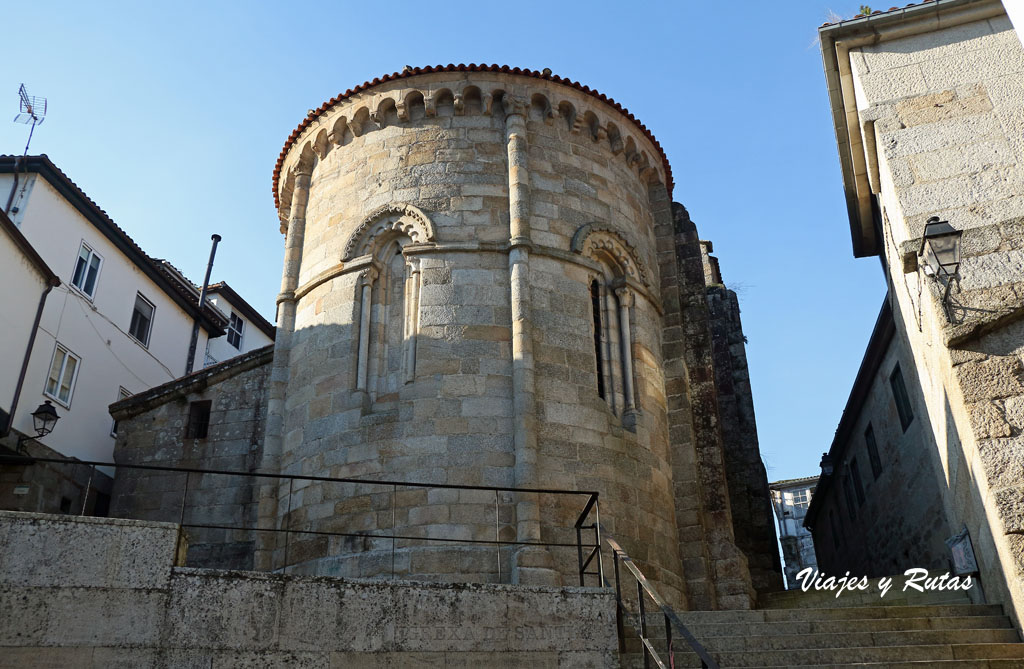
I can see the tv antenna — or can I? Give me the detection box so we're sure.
[13,84,47,156]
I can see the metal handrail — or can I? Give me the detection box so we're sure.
[1,454,601,584]
[605,534,719,669]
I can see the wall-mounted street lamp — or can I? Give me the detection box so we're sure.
[919,216,963,320]
[819,453,834,477]
[17,400,60,454]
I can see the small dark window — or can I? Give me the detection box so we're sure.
[829,509,841,549]
[59,496,72,514]
[227,312,245,350]
[92,491,110,518]
[591,280,605,399]
[842,473,857,521]
[185,400,212,439]
[890,363,914,431]
[865,424,883,479]
[850,459,866,506]
[129,293,155,347]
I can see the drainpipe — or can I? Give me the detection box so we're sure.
[4,280,57,438]
[185,234,221,375]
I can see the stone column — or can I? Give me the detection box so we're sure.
[505,96,554,585]
[403,258,420,384]
[616,286,637,418]
[355,268,377,392]
[256,164,311,570]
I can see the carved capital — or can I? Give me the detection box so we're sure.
[503,94,527,117]
[453,94,465,115]
[359,267,379,285]
[396,101,409,122]
[423,94,436,117]
[614,286,635,308]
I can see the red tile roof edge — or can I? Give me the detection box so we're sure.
[819,0,937,27]
[272,64,674,210]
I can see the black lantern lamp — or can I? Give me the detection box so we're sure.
[16,400,60,454]
[31,400,60,437]
[919,216,963,320]
[919,216,963,279]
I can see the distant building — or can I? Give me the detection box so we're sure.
[769,476,817,588]
[813,0,1024,623]
[204,282,275,366]
[0,154,268,514]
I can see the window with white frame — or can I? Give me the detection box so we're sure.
[44,344,81,407]
[110,387,132,437]
[227,311,245,350]
[128,293,155,347]
[791,488,811,508]
[71,242,103,298]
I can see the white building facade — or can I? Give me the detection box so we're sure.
[204,282,275,367]
[0,155,235,466]
[769,476,818,588]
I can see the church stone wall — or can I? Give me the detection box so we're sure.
[269,71,685,601]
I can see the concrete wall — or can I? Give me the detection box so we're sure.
[0,173,211,464]
[839,7,1024,624]
[0,510,618,668]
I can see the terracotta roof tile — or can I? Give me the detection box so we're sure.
[820,0,937,27]
[272,64,674,209]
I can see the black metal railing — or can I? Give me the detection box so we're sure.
[605,534,719,669]
[1,454,602,585]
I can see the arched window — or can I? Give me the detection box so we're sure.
[344,204,434,400]
[573,223,647,422]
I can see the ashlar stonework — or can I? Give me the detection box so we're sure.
[110,66,781,610]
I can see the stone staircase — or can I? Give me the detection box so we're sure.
[619,577,1024,668]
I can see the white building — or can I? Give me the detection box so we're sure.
[0,154,268,471]
[769,476,818,589]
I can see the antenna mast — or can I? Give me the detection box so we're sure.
[14,84,47,156]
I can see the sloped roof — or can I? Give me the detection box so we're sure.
[0,155,227,335]
[273,64,674,208]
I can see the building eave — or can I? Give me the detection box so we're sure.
[0,208,59,287]
[817,0,1005,259]
[207,282,276,340]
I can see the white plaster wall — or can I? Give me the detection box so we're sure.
[0,227,49,416]
[0,173,211,463]
[204,293,273,365]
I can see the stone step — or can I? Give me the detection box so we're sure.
[760,588,973,609]
[682,614,1014,637]
[672,603,1005,624]
[743,662,1024,669]
[624,628,1019,653]
[629,642,1024,667]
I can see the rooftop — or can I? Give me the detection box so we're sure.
[273,64,674,208]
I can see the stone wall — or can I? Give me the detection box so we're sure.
[110,346,271,569]
[0,510,618,668]
[705,278,783,596]
[0,432,113,517]
[833,7,1024,624]
[268,70,694,601]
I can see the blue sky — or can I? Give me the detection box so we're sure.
[0,1,884,482]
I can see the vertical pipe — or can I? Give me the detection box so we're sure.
[80,464,95,516]
[391,484,397,579]
[185,234,222,375]
[494,489,501,583]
